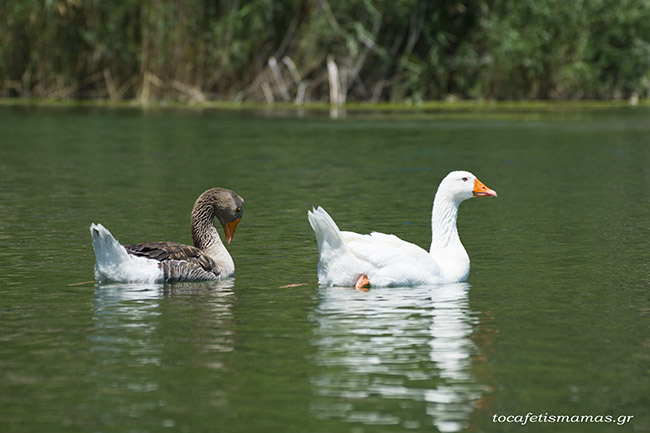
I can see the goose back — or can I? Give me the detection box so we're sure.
[124,242,222,281]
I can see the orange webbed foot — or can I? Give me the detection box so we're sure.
[355,274,370,290]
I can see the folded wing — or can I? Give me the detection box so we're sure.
[125,242,222,281]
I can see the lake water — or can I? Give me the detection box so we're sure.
[0,104,648,433]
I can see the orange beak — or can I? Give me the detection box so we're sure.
[224,218,240,244]
[473,178,497,197]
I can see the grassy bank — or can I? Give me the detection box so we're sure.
[2,96,647,115]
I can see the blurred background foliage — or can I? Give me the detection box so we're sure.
[1,0,649,103]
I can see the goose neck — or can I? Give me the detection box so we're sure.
[191,203,221,251]
[430,193,461,250]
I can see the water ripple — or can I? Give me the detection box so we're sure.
[310,283,484,432]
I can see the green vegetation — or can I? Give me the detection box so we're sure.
[2,0,649,104]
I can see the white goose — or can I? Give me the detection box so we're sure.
[307,171,497,288]
[90,188,244,283]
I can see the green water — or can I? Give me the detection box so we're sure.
[0,105,648,433]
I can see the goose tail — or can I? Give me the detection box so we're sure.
[307,206,345,251]
[90,223,132,282]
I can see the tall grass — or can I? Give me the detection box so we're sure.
[1,0,649,103]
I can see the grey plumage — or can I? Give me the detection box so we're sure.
[123,187,244,282]
[124,242,222,281]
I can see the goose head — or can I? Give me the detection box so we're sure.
[193,188,245,245]
[438,171,497,203]
[214,190,244,244]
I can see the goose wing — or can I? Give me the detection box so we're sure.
[125,242,221,281]
[343,232,441,285]
[343,232,432,268]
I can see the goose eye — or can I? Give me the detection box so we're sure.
[462,177,468,182]
[236,207,241,213]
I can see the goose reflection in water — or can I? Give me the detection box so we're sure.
[89,280,236,420]
[91,279,236,357]
[311,283,487,432]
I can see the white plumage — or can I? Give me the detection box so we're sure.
[308,170,497,287]
[90,223,162,283]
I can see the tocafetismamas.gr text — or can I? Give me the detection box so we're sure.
[492,413,634,426]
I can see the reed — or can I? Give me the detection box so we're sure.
[1,0,649,103]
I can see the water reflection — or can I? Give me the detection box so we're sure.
[426,284,484,432]
[89,280,236,423]
[90,279,236,357]
[311,283,484,432]
[91,282,166,372]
